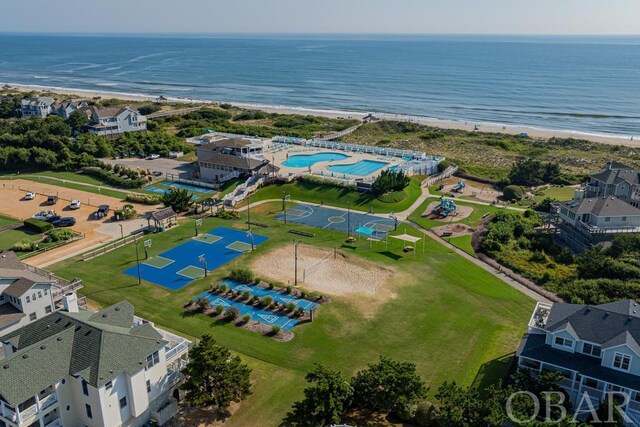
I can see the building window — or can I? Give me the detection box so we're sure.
[45,305,52,314]
[44,289,48,295]
[622,217,627,222]
[605,217,611,222]
[147,379,151,393]
[38,291,42,298]
[26,296,30,303]
[554,336,573,349]
[582,343,602,358]
[146,351,160,370]
[85,404,93,419]
[105,381,112,390]
[82,379,89,396]
[29,313,37,321]
[613,353,631,371]
[584,378,599,389]
[119,396,127,409]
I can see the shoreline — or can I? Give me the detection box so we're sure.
[4,82,639,148]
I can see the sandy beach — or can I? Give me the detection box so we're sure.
[5,82,639,148]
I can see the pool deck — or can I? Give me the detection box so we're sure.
[267,142,404,180]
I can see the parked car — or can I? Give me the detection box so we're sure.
[69,200,81,210]
[96,205,109,219]
[32,210,55,221]
[45,215,62,223]
[24,192,36,200]
[46,195,58,205]
[148,154,160,160]
[152,171,163,177]
[52,217,76,227]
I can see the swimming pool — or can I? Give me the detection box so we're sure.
[145,186,199,199]
[282,152,350,168]
[326,160,389,176]
[161,181,215,194]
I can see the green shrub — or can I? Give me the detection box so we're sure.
[296,174,357,191]
[229,267,254,283]
[260,296,273,307]
[415,401,440,427]
[125,193,162,205]
[195,296,210,312]
[285,286,292,294]
[503,185,525,202]
[271,325,281,335]
[241,291,251,300]
[242,314,251,324]
[23,218,53,233]
[285,302,296,311]
[215,305,224,315]
[217,209,240,220]
[44,228,74,243]
[82,167,145,188]
[226,306,240,320]
[12,239,38,252]
[372,170,410,196]
[219,284,228,293]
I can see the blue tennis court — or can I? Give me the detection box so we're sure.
[124,227,268,290]
[274,203,398,238]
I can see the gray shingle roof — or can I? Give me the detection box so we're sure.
[590,163,640,186]
[558,197,640,217]
[3,278,36,298]
[201,154,266,170]
[0,304,26,328]
[544,300,640,351]
[0,301,165,407]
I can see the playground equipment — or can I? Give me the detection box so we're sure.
[452,180,466,193]
[432,197,459,218]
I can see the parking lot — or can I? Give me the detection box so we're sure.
[0,180,156,266]
[103,157,196,179]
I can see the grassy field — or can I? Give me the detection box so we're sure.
[0,214,19,228]
[533,186,576,202]
[0,173,133,200]
[447,234,476,257]
[49,202,534,425]
[0,227,41,251]
[245,177,424,213]
[409,198,505,230]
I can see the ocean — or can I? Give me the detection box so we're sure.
[0,33,639,138]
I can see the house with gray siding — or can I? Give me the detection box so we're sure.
[585,162,640,208]
[20,97,55,118]
[86,107,147,138]
[51,100,90,119]
[518,300,640,425]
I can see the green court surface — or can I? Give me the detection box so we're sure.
[193,234,222,244]
[227,241,253,253]
[142,256,174,269]
[176,265,206,279]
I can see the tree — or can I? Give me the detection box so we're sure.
[371,169,411,196]
[0,96,20,118]
[508,158,562,187]
[351,355,428,414]
[285,364,352,426]
[160,188,194,212]
[502,185,525,202]
[181,335,251,412]
[434,381,487,427]
[66,110,90,133]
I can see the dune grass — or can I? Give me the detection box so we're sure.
[49,203,534,425]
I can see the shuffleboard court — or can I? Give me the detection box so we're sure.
[124,226,268,290]
[193,234,222,244]
[274,203,398,238]
[142,256,174,269]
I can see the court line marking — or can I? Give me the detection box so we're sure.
[226,241,253,253]
[193,234,222,244]
[176,265,206,279]
[142,256,175,269]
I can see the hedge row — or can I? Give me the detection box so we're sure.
[125,193,162,205]
[82,167,146,189]
[23,218,53,233]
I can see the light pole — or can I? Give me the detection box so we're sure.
[134,240,142,286]
[282,192,289,224]
[247,195,252,232]
[347,202,351,237]
[119,224,124,240]
[294,240,299,287]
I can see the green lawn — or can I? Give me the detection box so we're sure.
[48,201,534,425]
[245,177,424,213]
[0,214,19,228]
[0,174,132,200]
[409,198,505,230]
[0,227,42,251]
[447,234,476,258]
[533,186,576,202]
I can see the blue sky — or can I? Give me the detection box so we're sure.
[2,0,639,35]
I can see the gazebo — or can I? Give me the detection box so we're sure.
[146,207,178,232]
[156,95,168,103]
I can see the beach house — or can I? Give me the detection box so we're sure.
[20,97,55,118]
[195,137,277,182]
[585,162,640,208]
[518,300,640,424]
[0,300,189,427]
[0,252,83,338]
[86,106,147,138]
[51,100,90,119]
[551,195,640,252]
